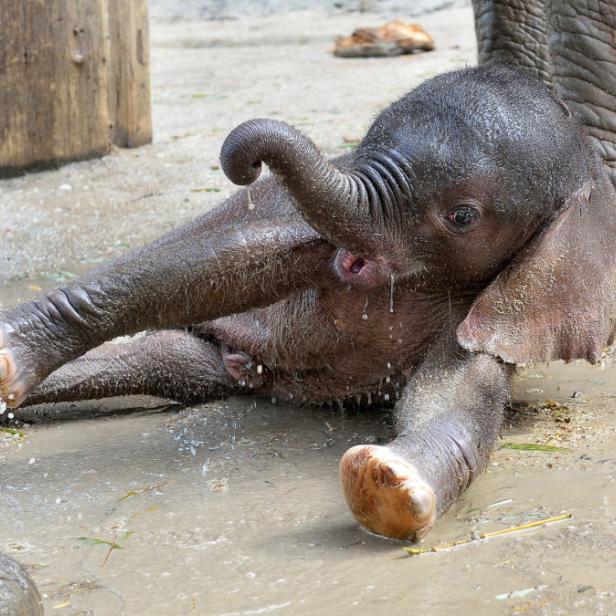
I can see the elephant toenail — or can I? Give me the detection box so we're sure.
[412,485,436,518]
[0,355,8,381]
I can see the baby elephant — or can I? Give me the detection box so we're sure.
[2,64,615,540]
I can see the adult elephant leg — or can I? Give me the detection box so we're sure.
[22,330,241,409]
[0,221,336,408]
[339,342,509,540]
[471,0,552,84]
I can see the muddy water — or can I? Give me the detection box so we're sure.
[2,273,616,615]
[2,7,616,615]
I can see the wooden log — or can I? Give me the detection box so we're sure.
[107,0,153,148]
[0,1,112,177]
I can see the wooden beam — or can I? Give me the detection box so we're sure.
[107,0,153,148]
[0,1,112,177]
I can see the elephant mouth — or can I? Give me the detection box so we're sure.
[334,249,394,288]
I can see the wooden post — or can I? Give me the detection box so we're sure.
[0,0,152,178]
[108,0,152,148]
[0,1,111,176]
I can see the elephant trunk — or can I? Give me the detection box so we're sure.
[220,119,411,255]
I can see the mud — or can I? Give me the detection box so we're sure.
[1,6,615,616]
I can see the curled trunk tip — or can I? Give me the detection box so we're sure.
[220,119,274,185]
[219,118,403,254]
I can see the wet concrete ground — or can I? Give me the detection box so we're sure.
[1,6,616,615]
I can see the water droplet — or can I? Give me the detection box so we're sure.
[385,376,391,384]
[362,296,369,320]
[7,412,14,420]
[256,364,263,375]
[383,393,390,401]
[386,362,392,370]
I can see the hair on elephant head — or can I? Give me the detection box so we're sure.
[222,63,616,366]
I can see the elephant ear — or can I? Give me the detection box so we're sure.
[457,176,616,364]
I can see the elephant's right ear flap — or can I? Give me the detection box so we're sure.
[457,176,616,364]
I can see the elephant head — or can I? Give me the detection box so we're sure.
[221,63,616,366]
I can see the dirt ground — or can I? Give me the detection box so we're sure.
[1,5,616,616]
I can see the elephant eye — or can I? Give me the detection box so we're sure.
[446,205,479,229]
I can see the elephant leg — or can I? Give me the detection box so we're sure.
[472,0,552,84]
[0,220,336,408]
[22,330,240,408]
[339,344,509,540]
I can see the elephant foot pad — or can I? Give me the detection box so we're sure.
[0,328,28,410]
[339,445,436,541]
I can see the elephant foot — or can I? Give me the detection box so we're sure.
[339,444,436,541]
[0,320,39,410]
[0,290,113,410]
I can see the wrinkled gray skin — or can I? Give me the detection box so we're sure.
[0,554,43,616]
[1,4,616,581]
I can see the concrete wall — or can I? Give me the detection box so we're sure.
[149,0,470,21]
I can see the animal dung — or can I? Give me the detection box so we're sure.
[333,20,435,58]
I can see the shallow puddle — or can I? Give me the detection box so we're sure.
[2,7,616,614]
[2,353,616,615]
